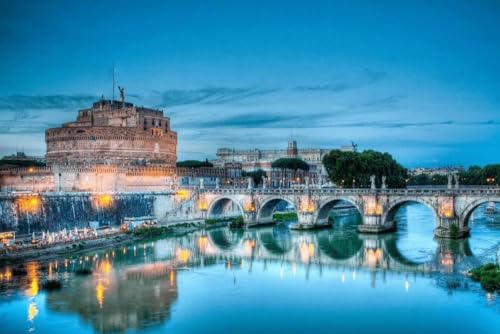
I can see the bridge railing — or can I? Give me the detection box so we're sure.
[200,186,500,196]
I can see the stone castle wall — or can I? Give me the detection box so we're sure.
[45,99,177,167]
[0,166,228,193]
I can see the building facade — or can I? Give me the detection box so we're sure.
[45,99,177,167]
[214,140,356,187]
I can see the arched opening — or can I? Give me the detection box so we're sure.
[316,199,362,226]
[207,197,244,221]
[463,200,500,262]
[387,201,438,264]
[257,198,297,225]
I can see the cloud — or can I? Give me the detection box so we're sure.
[325,120,500,129]
[158,86,277,107]
[294,68,388,92]
[0,94,97,110]
[181,111,338,129]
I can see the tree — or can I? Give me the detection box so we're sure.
[242,169,267,186]
[322,149,407,188]
[271,158,310,172]
[176,159,213,168]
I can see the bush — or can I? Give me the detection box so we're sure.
[469,263,500,292]
[229,216,245,228]
[273,212,298,222]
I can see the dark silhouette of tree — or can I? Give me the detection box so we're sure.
[322,149,407,188]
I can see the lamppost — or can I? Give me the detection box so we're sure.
[352,179,356,189]
[486,177,495,185]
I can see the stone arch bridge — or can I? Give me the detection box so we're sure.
[179,187,500,239]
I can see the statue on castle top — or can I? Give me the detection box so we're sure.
[118,86,125,103]
[370,175,376,190]
[381,176,387,189]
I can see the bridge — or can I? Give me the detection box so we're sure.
[174,185,500,239]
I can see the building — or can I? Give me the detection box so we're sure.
[45,97,177,167]
[409,166,465,176]
[214,140,357,187]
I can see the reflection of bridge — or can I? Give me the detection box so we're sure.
[178,187,500,238]
[165,227,475,274]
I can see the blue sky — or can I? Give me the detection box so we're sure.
[1,0,499,167]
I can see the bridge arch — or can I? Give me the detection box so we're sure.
[207,196,244,220]
[382,198,438,227]
[315,197,363,224]
[257,197,297,224]
[459,197,500,229]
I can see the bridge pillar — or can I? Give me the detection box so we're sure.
[434,196,469,239]
[357,195,394,234]
[290,195,331,230]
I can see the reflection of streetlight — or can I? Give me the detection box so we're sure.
[28,167,34,192]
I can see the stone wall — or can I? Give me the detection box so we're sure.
[0,193,158,235]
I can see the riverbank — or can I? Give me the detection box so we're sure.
[0,220,230,265]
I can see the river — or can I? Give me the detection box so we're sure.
[0,202,499,333]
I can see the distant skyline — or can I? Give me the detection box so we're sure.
[1,0,499,167]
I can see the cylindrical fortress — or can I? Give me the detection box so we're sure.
[45,99,177,166]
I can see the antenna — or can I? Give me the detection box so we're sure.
[112,63,115,102]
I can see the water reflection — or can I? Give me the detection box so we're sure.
[0,203,499,333]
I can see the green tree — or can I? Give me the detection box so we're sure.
[322,149,407,188]
[271,158,310,172]
[242,169,267,186]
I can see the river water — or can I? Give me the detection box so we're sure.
[0,202,499,334]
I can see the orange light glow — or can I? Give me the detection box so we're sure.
[25,263,39,298]
[169,270,176,286]
[96,280,105,308]
[440,253,454,266]
[176,189,191,200]
[0,268,12,281]
[365,248,383,268]
[299,242,315,262]
[176,248,191,264]
[28,302,38,322]
[438,198,455,218]
[243,239,256,256]
[197,235,209,252]
[98,259,112,275]
[299,200,315,214]
[364,198,383,215]
[198,198,208,211]
[17,196,41,214]
[243,201,256,212]
[95,194,113,208]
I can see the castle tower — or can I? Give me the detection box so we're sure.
[286,139,298,157]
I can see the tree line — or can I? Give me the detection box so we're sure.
[322,149,407,188]
[408,165,500,186]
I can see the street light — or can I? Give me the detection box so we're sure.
[352,179,356,189]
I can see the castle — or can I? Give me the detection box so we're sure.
[45,98,177,167]
[0,95,228,192]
